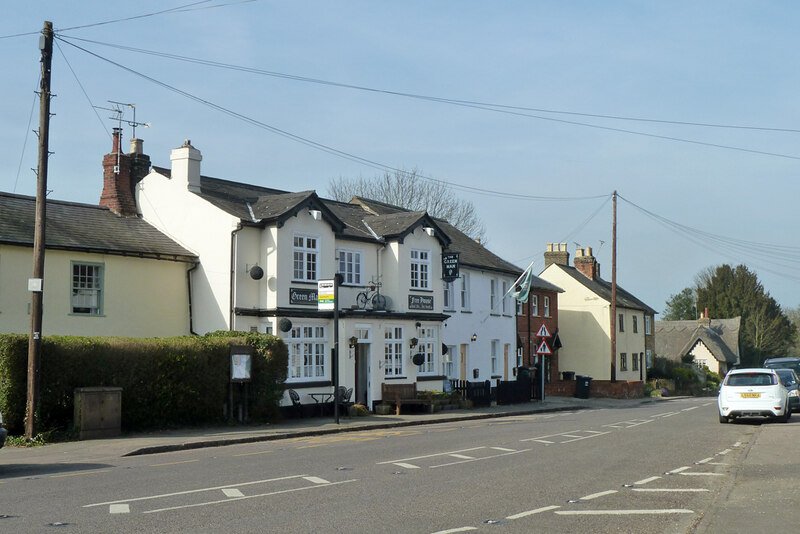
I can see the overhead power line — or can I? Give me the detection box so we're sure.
[56,36,607,203]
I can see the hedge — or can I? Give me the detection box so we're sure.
[0,332,287,436]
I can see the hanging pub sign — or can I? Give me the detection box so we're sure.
[442,252,460,283]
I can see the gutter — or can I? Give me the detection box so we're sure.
[187,261,199,335]
[230,223,244,331]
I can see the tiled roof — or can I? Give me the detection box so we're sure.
[0,191,196,261]
[655,318,741,365]
[549,263,657,314]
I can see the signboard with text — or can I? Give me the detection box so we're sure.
[442,252,460,283]
[408,294,434,310]
[289,287,318,306]
[317,279,335,310]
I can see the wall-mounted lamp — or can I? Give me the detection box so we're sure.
[309,209,322,221]
[423,226,434,237]
[409,337,419,349]
[470,333,477,342]
[348,336,358,348]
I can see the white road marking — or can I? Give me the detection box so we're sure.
[561,434,583,438]
[719,448,732,455]
[506,505,560,519]
[84,474,310,507]
[634,476,661,485]
[682,406,699,412]
[733,441,742,447]
[696,457,715,464]
[430,528,478,534]
[702,402,713,407]
[706,462,729,466]
[303,476,330,484]
[555,509,694,516]
[561,431,611,443]
[448,454,475,460]
[632,488,709,493]
[661,412,679,418]
[490,447,516,452]
[521,430,582,442]
[579,490,617,501]
[393,462,421,469]
[109,504,130,514]
[430,449,531,469]
[668,467,690,474]
[679,472,724,477]
[532,439,554,444]
[142,479,357,514]
[377,447,485,465]
[222,489,244,498]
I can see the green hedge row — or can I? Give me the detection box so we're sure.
[0,332,288,435]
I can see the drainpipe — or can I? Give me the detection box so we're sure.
[230,223,243,331]
[187,261,199,335]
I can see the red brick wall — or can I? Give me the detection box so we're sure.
[545,380,644,399]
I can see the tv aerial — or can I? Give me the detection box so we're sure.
[94,101,151,139]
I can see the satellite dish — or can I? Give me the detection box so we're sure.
[278,318,292,332]
[249,265,264,280]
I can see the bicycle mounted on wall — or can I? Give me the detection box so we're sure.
[356,278,387,310]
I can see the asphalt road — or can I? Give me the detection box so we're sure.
[0,397,783,533]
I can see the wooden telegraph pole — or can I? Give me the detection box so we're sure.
[26,21,53,440]
[610,190,617,383]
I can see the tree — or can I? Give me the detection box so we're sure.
[327,168,486,242]
[663,287,696,320]
[782,305,800,357]
[695,264,796,366]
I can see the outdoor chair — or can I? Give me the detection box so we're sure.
[288,389,303,418]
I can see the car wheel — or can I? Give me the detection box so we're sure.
[719,413,728,424]
[784,408,791,423]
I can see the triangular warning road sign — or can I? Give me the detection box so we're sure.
[535,340,552,355]
[536,324,552,338]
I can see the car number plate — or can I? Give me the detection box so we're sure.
[740,392,761,398]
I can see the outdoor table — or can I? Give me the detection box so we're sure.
[309,392,333,416]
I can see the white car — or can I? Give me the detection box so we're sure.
[718,368,791,423]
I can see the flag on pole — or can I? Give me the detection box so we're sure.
[511,263,534,303]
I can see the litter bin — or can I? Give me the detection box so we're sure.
[574,375,592,399]
[516,366,531,381]
[562,371,575,381]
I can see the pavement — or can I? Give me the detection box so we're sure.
[0,395,650,465]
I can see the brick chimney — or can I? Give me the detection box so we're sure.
[574,246,600,280]
[544,242,570,267]
[170,139,202,193]
[698,308,711,327]
[100,128,146,217]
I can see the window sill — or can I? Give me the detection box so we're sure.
[383,376,408,381]
[291,280,319,286]
[409,288,434,293]
[69,313,105,317]
[460,310,472,314]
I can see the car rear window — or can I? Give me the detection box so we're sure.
[726,373,776,386]
[765,362,800,375]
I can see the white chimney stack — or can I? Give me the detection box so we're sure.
[170,139,202,193]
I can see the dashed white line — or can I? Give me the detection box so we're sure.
[109,504,130,514]
[430,528,477,534]
[580,490,617,501]
[506,505,560,520]
[719,449,732,455]
[448,454,475,460]
[682,406,699,412]
[632,488,709,493]
[679,472,724,477]
[490,447,516,452]
[393,462,420,469]
[696,457,715,464]
[377,447,485,465]
[668,467,690,474]
[634,476,661,485]
[222,489,244,498]
[303,476,330,485]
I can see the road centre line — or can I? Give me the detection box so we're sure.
[490,447,516,452]
[393,462,420,469]
[561,431,611,443]
[668,467,690,474]
[51,470,110,478]
[634,476,661,485]
[150,460,199,467]
[719,448,732,455]
[222,489,244,498]
[505,505,561,520]
[682,406,699,412]
[679,472,724,476]
[653,412,679,417]
[556,509,694,516]
[632,488,709,492]
[696,457,715,464]
[84,474,310,507]
[448,454,475,460]
[109,504,130,514]
[303,476,331,484]
[142,479,357,514]
[430,527,477,534]
[377,447,485,465]
[430,449,531,469]
[234,450,273,457]
[520,430,581,442]
[579,490,617,501]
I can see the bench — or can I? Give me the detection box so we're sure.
[380,383,433,415]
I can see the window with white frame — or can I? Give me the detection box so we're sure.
[531,294,538,316]
[336,248,362,285]
[490,279,498,313]
[71,262,103,315]
[502,281,509,315]
[645,315,652,335]
[491,339,499,375]
[443,280,455,310]
[544,296,550,317]
[620,352,627,371]
[384,326,404,376]
[445,345,457,378]
[288,325,326,380]
[293,234,318,281]
[460,273,470,310]
[416,326,437,374]
[694,358,707,369]
[410,249,430,289]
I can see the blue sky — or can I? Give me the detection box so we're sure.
[3,1,800,314]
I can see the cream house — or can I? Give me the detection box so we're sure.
[539,244,656,382]
[0,189,196,338]
[655,312,741,374]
